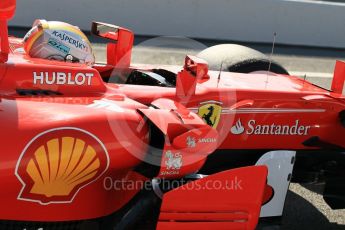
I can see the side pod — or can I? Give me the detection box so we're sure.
[157,166,268,230]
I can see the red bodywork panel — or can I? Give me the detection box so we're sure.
[120,64,345,150]
[0,96,150,221]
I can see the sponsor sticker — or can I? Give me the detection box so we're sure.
[48,38,70,54]
[160,151,183,176]
[186,136,196,148]
[165,151,182,170]
[197,102,222,128]
[15,128,109,205]
[51,30,87,51]
[230,119,311,136]
[198,138,217,143]
[33,71,94,86]
[186,136,217,148]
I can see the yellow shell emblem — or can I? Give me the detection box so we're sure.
[16,128,109,204]
[198,102,222,128]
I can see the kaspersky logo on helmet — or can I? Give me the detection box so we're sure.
[15,128,109,205]
[230,119,311,136]
[51,30,88,51]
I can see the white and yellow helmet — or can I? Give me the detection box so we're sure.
[23,19,95,65]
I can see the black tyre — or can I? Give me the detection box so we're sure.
[197,44,289,75]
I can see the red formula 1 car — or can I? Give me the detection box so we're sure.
[1,0,345,229]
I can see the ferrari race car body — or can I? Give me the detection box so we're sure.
[0,0,345,229]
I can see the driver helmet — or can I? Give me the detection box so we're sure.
[23,19,95,65]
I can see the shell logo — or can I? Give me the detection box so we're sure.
[15,128,109,205]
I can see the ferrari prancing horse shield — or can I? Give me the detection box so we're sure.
[198,103,222,128]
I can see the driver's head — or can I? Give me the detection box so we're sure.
[23,19,95,65]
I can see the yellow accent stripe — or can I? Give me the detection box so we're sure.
[67,159,100,185]
[67,145,97,182]
[26,159,44,185]
[24,29,44,53]
[56,137,75,180]
[47,139,59,182]
[62,139,85,180]
[68,170,98,188]
[34,146,50,183]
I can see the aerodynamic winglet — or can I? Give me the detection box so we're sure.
[332,60,345,95]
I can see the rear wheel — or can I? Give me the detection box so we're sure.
[197,44,289,75]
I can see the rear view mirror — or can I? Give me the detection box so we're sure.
[0,0,16,20]
[91,21,134,67]
[91,22,119,41]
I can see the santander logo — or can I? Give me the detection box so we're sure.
[230,119,311,136]
[230,119,245,135]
